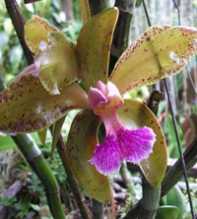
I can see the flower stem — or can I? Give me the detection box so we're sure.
[112,0,133,57]
[56,136,92,219]
[13,135,66,219]
[92,199,104,219]
[162,137,197,196]
[5,0,33,65]
[89,0,111,15]
[4,1,66,218]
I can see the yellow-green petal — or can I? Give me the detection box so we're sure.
[0,65,88,134]
[77,7,119,90]
[24,15,58,55]
[37,32,78,95]
[111,26,197,94]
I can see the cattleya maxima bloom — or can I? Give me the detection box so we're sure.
[88,80,156,175]
[0,6,197,202]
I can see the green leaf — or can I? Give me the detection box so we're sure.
[0,65,88,134]
[156,206,180,219]
[37,32,78,95]
[135,0,143,7]
[24,16,58,55]
[118,100,167,187]
[66,110,112,203]
[164,187,187,218]
[77,7,119,89]
[0,136,16,151]
[111,26,197,94]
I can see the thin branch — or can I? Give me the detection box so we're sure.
[88,0,111,15]
[56,136,92,219]
[162,137,197,196]
[13,135,66,219]
[92,199,104,219]
[4,1,66,218]
[5,0,33,64]
[112,0,133,58]
[172,0,181,25]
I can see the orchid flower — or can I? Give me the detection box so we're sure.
[0,7,197,202]
[88,80,156,175]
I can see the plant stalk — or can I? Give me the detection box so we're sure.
[5,0,33,65]
[56,136,92,219]
[4,1,66,218]
[162,137,197,196]
[92,199,104,219]
[124,181,161,219]
[112,0,133,58]
[89,0,111,15]
[13,135,66,219]
[139,181,161,219]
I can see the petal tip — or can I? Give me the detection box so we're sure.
[90,135,122,175]
[118,127,156,164]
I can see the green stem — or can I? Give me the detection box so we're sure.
[120,164,136,207]
[92,199,104,219]
[112,0,133,57]
[139,180,161,219]
[89,0,111,15]
[124,182,160,219]
[56,136,92,219]
[162,137,197,196]
[13,134,65,219]
[4,1,66,218]
[5,0,33,64]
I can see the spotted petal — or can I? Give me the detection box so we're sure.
[36,32,78,95]
[0,65,88,134]
[111,26,197,94]
[24,15,58,55]
[118,127,156,163]
[90,135,122,175]
[25,16,78,95]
